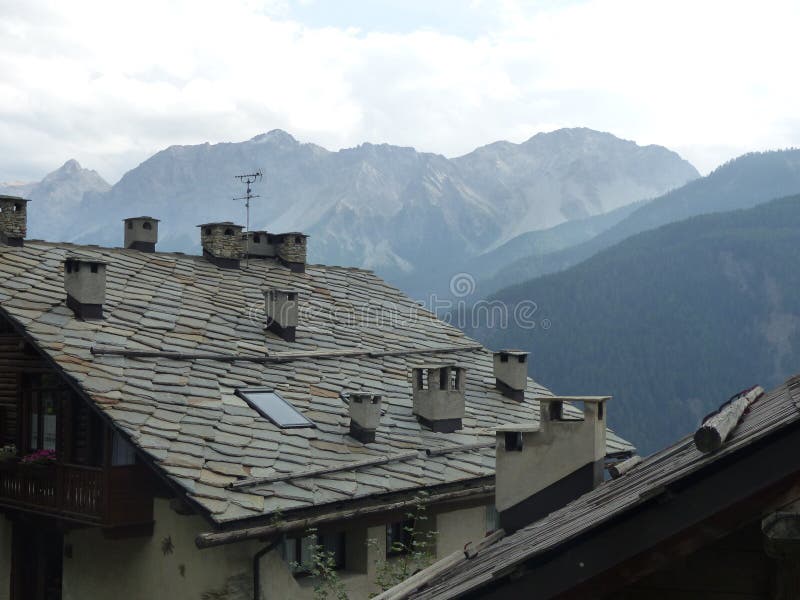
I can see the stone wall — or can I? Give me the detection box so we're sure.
[276,234,307,265]
[0,198,26,239]
[201,225,245,260]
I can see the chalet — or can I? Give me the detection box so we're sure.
[386,378,800,600]
[0,195,632,600]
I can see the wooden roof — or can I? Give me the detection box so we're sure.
[411,375,800,599]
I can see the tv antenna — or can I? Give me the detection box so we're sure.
[233,170,262,233]
[233,170,262,269]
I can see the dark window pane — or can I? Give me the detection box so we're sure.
[238,390,313,428]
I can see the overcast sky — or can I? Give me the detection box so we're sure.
[2,0,800,183]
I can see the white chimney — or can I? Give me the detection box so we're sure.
[495,395,610,532]
[264,288,299,342]
[243,231,276,258]
[197,222,245,268]
[493,350,529,401]
[0,195,28,247]
[347,393,382,443]
[124,216,159,252]
[411,364,466,433]
[64,255,107,320]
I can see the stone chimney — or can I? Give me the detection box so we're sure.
[274,232,308,273]
[243,231,276,258]
[64,255,107,320]
[411,364,466,433]
[198,222,245,268]
[264,288,298,342]
[495,395,610,533]
[347,393,382,443]
[493,350,529,401]
[0,195,29,247]
[124,216,159,252]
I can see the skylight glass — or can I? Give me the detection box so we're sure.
[236,389,314,428]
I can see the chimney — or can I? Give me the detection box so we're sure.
[274,232,308,273]
[411,364,466,433]
[347,393,382,443]
[0,195,29,247]
[264,288,298,342]
[495,395,610,533]
[243,231,276,258]
[123,216,159,252]
[64,255,107,320]
[493,350,529,401]
[198,222,245,268]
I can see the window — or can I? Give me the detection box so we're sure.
[127,222,133,230]
[253,233,261,243]
[500,354,509,363]
[282,532,345,574]
[386,518,414,557]
[24,373,62,452]
[504,431,523,452]
[485,504,500,534]
[142,221,152,230]
[236,389,314,428]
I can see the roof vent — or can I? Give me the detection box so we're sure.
[123,216,159,252]
[264,288,298,342]
[493,350,529,401]
[495,395,610,533]
[347,393,382,443]
[0,195,29,247]
[64,254,107,320]
[411,364,466,433]
[244,230,276,258]
[197,222,244,268]
[274,232,308,273]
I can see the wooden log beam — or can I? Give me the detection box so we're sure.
[195,484,495,549]
[694,386,764,453]
[227,450,421,490]
[608,455,642,479]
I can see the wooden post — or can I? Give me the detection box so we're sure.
[694,386,764,453]
[608,455,642,479]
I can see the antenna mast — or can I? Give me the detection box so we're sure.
[233,170,262,268]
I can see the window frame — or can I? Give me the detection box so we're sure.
[235,388,315,429]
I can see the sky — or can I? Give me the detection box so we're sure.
[2,0,800,183]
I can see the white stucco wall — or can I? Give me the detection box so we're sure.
[435,505,489,557]
[61,498,489,600]
[0,515,11,600]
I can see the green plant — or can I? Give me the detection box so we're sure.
[368,492,438,596]
[291,528,349,600]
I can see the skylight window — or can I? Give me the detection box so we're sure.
[236,388,314,429]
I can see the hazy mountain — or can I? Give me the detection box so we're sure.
[0,160,110,240]
[468,195,800,453]
[484,150,800,292]
[25,129,696,291]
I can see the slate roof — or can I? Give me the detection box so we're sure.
[411,375,800,599]
[0,240,632,526]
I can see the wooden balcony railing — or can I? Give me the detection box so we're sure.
[0,461,152,527]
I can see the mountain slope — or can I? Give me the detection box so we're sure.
[0,160,110,241]
[43,128,696,291]
[485,150,800,291]
[469,196,800,453]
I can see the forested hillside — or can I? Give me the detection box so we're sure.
[469,196,800,453]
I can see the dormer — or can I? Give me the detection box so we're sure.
[198,222,245,268]
[495,395,610,532]
[411,364,466,433]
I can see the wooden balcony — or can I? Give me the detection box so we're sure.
[0,461,153,527]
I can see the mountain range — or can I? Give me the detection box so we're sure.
[1,129,697,298]
[468,194,800,453]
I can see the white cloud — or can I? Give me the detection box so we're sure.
[1,0,799,182]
